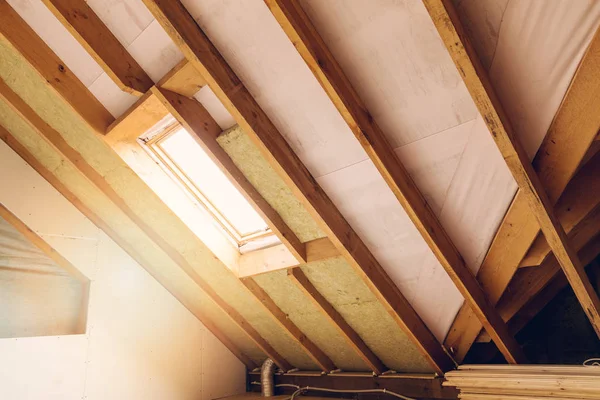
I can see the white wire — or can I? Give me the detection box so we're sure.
[252,381,417,400]
[583,358,600,367]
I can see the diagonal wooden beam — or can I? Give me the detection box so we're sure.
[150,86,307,262]
[157,59,206,98]
[443,23,600,361]
[141,0,455,374]
[241,277,336,372]
[265,0,525,364]
[0,0,113,133]
[0,124,256,369]
[424,0,600,338]
[42,0,153,96]
[519,154,600,267]
[0,78,291,371]
[288,268,386,375]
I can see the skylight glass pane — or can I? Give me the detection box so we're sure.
[159,128,269,238]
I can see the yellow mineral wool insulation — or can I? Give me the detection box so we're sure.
[301,257,434,373]
[0,38,317,370]
[217,125,325,243]
[252,269,369,371]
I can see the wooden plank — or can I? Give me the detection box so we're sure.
[151,86,306,262]
[265,0,524,364]
[0,124,256,369]
[519,153,600,267]
[105,91,170,140]
[157,59,206,98]
[241,277,336,372]
[288,268,386,375]
[141,0,455,374]
[0,77,290,371]
[0,0,113,133]
[425,0,600,345]
[42,0,153,96]
[0,201,88,283]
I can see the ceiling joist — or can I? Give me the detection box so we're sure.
[265,0,524,364]
[141,0,455,374]
[42,0,153,96]
[424,0,600,341]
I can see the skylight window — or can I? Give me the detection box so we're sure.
[142,123,276,250]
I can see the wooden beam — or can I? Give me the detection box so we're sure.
[42,0,153,96]
[0,124,256,370]
[0,78,290,371]
[288,268,386,375]
[141,0,455,374]
[157,59,206,98]
[105,91,170,138]
[519,153,600,267]
[0,201,88,283]
[265,0,524,364]
[0,0,113,133]
[241,277,336,372]
[151,86,306,262]
[426,1,600,360]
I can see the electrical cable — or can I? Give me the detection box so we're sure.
[583,358,600,367]
[251,381,416,400]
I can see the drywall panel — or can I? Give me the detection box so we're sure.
[0,148,246,399]
[300,0,478,149]
[253,269,369,371]
[218,125,324,243]
[301,257,433,373]
[0,36,316,370]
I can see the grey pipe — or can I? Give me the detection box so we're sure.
[260,358,276,397]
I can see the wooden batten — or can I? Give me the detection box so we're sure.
[288,268,386,375]
[241,277,336,372]
[105,91,170,141]
[42,0,153,96]
[157,59,206,98]
[142,0,455,374]
[427,0,600,358]
[266,0,524,364]
[0,0,113,133]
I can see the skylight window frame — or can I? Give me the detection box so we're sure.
[140,121,275,249]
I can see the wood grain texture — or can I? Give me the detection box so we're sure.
[0,78,287,371]
[0,0,113,133]
[519,153,600,267]
[0,124,256,369]
[105,91,169,139]
[288,268,386,374]
[151,86,306,262]
[42,0,153,96]
[266,0,524,364]
[432,0,600,360]
[142,0,455,374]
[241,277,336,372]
[157,59,206,98]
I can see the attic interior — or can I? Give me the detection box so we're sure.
[1,0,600,399]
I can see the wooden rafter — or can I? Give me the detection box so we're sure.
[241,277,336,372]
[141,0,455,374]
[444,21,600,361]
[0,124,256,369]
[0,0,113,133]
[288,268,386,374]
[519,153,600,267]
[424,0,600,340]
[0,77,290,371]
[42,0,153,96]
[150,86,307,262]
[265,0,524,364]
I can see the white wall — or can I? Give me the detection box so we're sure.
[0,141,246,399]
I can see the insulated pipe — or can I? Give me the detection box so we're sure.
[260,358,276,397]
